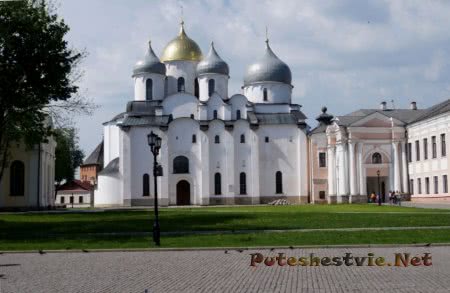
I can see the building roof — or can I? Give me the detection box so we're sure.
[197,42,229,76]
[244,41,292,86]
[132,41,166,76]
[335,108,428,126]
[160,22,203,62]
[57,179,93,192]
[82,141,104,166]
[411,99,450,123]
[99,157,119,175]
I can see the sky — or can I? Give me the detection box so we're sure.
[57,0,450,157]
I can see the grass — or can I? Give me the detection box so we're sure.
[1,204,450,250]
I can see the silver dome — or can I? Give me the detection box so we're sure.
[197,42,229,76]
[244,41,291,86]
[133,41,166,76]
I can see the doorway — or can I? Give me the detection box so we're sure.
[176,180,190,205]
[367,176,388,202]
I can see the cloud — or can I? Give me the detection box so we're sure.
[57,0,450,155]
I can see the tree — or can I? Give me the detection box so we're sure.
[54,128,84,186]
[0,0,93,182]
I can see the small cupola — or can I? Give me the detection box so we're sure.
[132,41,166,76]
[316,106,334,125]
[197,42,229,76]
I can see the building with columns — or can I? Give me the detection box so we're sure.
[310,101,450,204]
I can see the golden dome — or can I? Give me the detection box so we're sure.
[160,22,203,62]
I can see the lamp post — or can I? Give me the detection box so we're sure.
[377,170,381,206]
[147,131,162,246]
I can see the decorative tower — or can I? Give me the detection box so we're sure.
[132,41,166,101]
[196,42,229,102]
[243,37,292,104]
[160,21,203,97]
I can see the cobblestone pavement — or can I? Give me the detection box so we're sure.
[1,246,449,293]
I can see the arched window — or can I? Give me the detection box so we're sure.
[214,173,222,195]
[236,110,241,120]
[240,134,245,143]
[177,77,185,92]
[173,156,189,174]
[190,114,194,119]
[215,135,220,144]
[10,160,24,196]
[168,114,173,123]
[192,134,197,143]
[240,172,247,195]
[263,88,268,101]
[143,174,150,196]
[372,152,382,164]
[146,78,153,100]
[208,79,215,96]
[213,110,218,119]
[276,171,283,194]
[194,78,199,98]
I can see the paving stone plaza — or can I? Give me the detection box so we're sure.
[1,245,450,292]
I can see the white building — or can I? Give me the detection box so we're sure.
[94,22,309,206]
[0,131,56,209]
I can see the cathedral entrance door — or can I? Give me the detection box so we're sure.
[176,180,190,205]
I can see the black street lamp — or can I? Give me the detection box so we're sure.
[147,131,162,246]
[377,170,381,206]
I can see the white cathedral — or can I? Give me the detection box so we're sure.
[94,22,309,206]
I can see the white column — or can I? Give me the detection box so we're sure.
[393,141,401,192]
[349,141,357,195]
[357,143,366,195]
[337,143,347,196]
[327,146,336,196]
[401,141,409,193]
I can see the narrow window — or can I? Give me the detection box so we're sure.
[434,176,439,194]
[423,138,428,160]
[214,173,221,195]
[441,134,446,156]
[236,110,241,120]
[265,136,269,143]
[190,114,194,119]
[143,174,150,196]
[239,172,247,195]
[164,77,168,95]
[208,79,215,96]
[432,136,437,158]
[177,77,185,92]
[425,177,430,194]
[418,178,422,194]
[240,134,245,144]
[194,78,199,98]
[276,171,283,194]
[79,196,83,204]
[319,191,326,199]
[213,110,218,119]
[70,196,74,204]
[10,160,25,196]
[415,140,420,161]
[61,196,65,204]
[443,175,448,193]
[372,152,382,164]
[263,88,268,101]
[146,78,153,100]
[319,152,326,167]
[192,134,197,143]
[410,179,414,195]
[407,143,412,162]
[214,135,220,144]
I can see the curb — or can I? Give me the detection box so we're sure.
[1,243,449,254]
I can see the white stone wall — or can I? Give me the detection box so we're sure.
[164,61,198,96]
[198,74,228,102]
[134,73,165,101]
[243,82,292,104]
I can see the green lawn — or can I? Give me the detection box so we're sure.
[1,204,450,250]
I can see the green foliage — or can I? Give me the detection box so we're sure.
[0,0,83,181]
[54,128,84,184]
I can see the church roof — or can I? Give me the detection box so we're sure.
[120,115,170,127]
[197,42,229,76]
[160,22,203,62]
[99,157,119,175]
[133,41,166,76]
[244,41,292,86]
[82,141,104,166]
[335,108,427,126]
